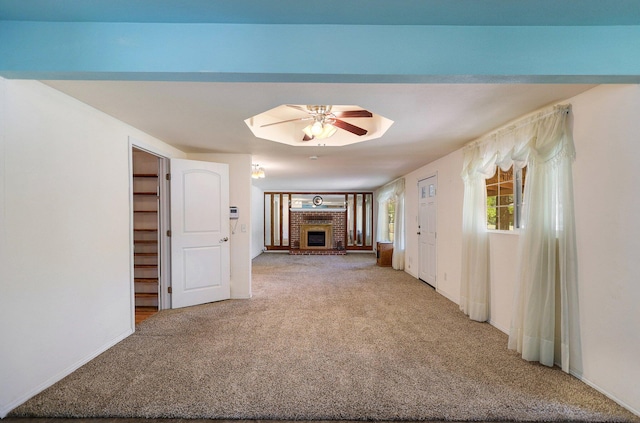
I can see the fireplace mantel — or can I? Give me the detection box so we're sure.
[291,208,346,212]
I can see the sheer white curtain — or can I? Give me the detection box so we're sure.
[460,105,578,371]
[460,125,530,322]
[376,192,392,243]
[460,145,494,321]
[508,107,578,371]
[376,178,405,270]
[393,188,405,270]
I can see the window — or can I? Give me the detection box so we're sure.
[387,201,396,243]
[377,200,396,243]
[486,165,526,230]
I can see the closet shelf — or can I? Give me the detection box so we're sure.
[135,277,159,283]
[133,174,159,178]
[135,292,158,299]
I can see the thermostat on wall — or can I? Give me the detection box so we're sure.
[229,206,239,220]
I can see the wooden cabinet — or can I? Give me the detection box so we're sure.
[376,242,393,267]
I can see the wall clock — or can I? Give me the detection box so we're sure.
[312,195,323,206]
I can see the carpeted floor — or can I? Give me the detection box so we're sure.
[10,253,639,421]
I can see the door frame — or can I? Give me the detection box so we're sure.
[418,172,437,288]
[128,138,172,318]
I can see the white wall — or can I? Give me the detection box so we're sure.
[569,84,640,414]
[251,184,265,259]
[487,232,518,333]
[0,78,186,417]
[403,149,465,303]
[188,153,252,299]
[401,84,640,416]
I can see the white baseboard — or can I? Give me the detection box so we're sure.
[0,328,133,419]
[435,287,458,305]
[569,371,640,418]
[489,319,509,335]
[404,267,419,279]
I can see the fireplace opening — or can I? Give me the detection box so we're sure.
[307,231,326,247]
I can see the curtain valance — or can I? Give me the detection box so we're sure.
[462,104,573,181]
[376,178,405,203]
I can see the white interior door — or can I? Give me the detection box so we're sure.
[170,159,230,309]
[418,175,437,288]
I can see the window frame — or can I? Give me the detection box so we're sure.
[486,165,526,232]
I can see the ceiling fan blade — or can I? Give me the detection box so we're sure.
[333,119,368,136]
[260,117,312,128]
[333,110,373,118]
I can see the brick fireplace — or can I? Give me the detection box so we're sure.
[290,211,346,251]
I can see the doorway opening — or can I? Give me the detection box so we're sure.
[132,147,166,324]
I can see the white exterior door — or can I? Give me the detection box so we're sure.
[418,175,437,287]
[170,159,230,309]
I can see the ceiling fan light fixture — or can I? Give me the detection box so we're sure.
[303,122,337,140]
[311,121,324,135]
[318,123,337,139]
[251,164,266,179]
[302,124,314,138]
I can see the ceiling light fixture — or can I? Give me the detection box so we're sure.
[302,121,337,140]
[251,164,265,179]
[300,106,340,140]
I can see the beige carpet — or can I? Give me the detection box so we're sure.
[11,253,639,421]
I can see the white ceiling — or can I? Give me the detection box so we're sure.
[43,80,595,190]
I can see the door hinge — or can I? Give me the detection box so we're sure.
[168,286,172,294]
[166,230,171,237]
[166,173,171,181]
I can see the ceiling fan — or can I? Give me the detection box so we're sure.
[260,105,373,141]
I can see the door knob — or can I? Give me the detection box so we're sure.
[220,237,229,242]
